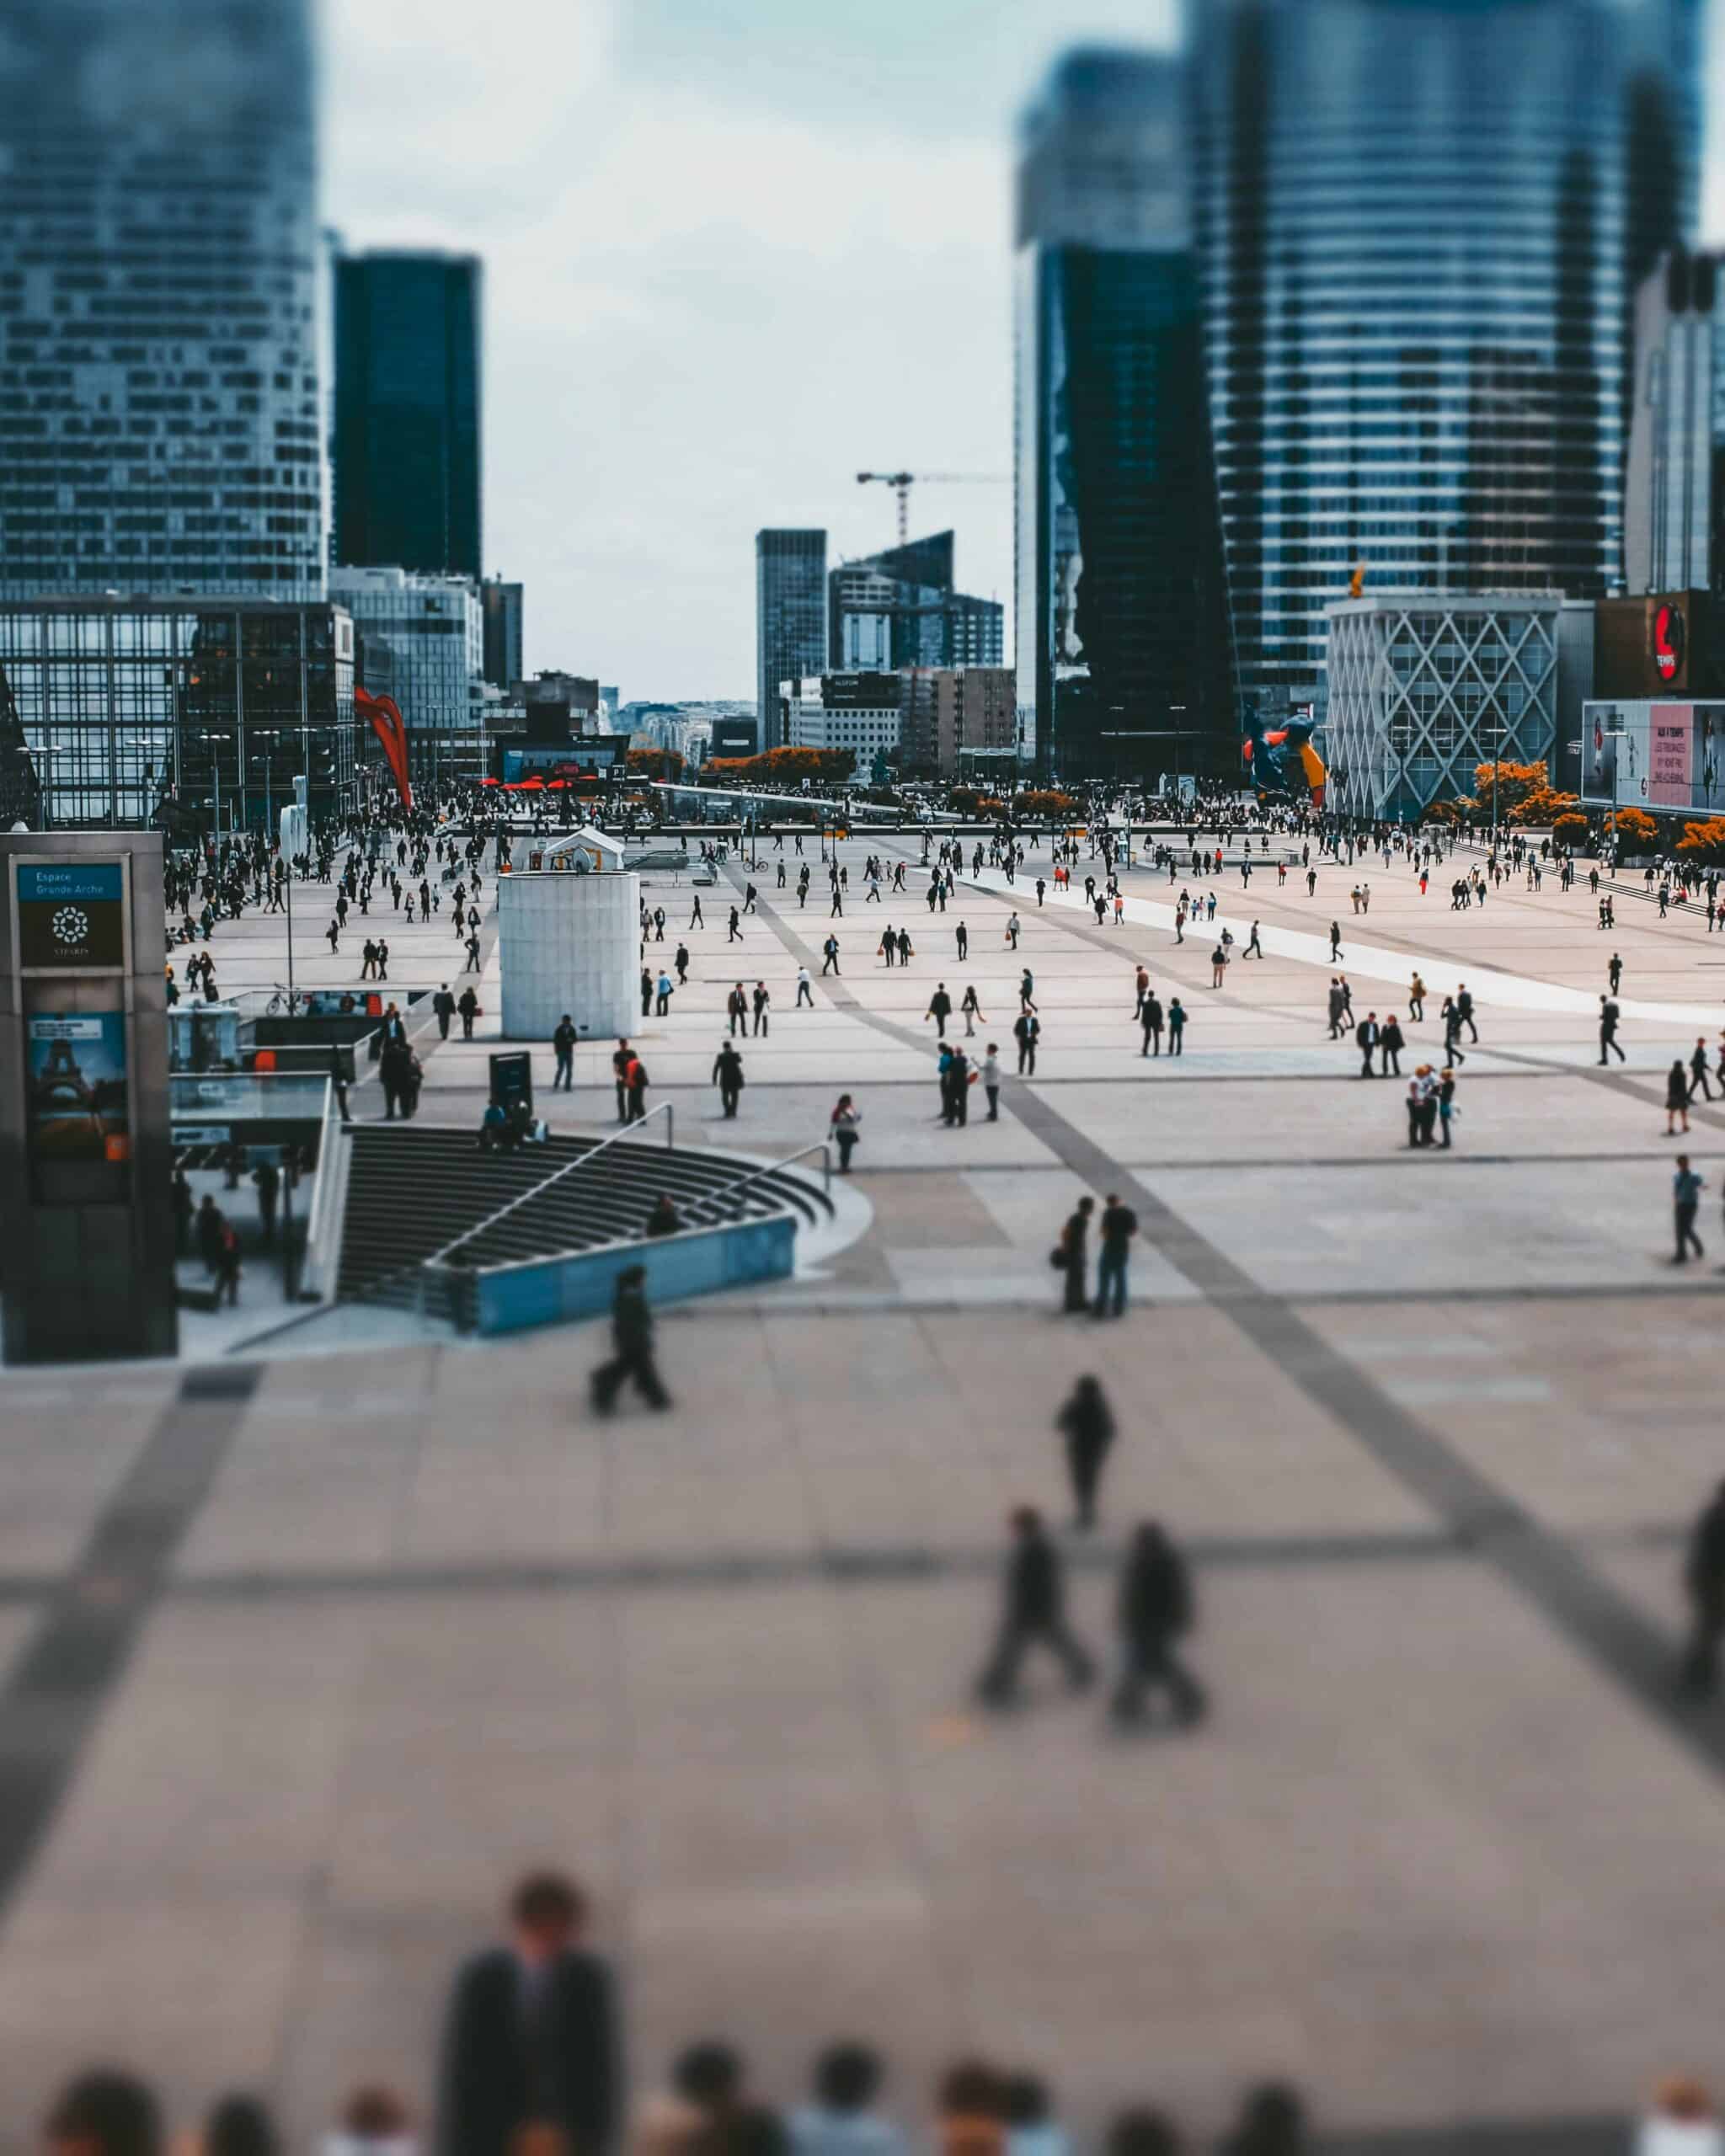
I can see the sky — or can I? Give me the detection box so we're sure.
[325,0,1721,707]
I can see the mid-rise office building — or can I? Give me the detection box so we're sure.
[1190,0,1696,714]
[0,0,325,600]
[829,532,1003,675]
[482,577,525,689]
[902,668,1018,779]
[756,530,828,749]
[330,566,483,768]
[0,593,355,830]
[781,673,904,764]
[334,252,483,580]
[1324,593,1594,821]
[1014,50,1230,782]
[1626,250,1725,598]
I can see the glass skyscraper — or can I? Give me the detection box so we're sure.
[756,529,827,749]
[0,0,324,599]
[1190,0,1697,715]
[334,251,483,581]
[1014,51,1232,782]
[829,531,1004,674]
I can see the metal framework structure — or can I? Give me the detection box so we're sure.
[1324,597,1562,821]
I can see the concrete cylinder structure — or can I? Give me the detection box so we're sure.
[499,867,639,1041]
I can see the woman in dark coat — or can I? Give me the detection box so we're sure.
[1057,1374,1115,1529]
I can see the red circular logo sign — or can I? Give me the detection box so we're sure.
[1654,602,1685,683]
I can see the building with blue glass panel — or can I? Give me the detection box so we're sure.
[1013,49,1232,782]
[1190,0,1697,718]
[334,251,483,581]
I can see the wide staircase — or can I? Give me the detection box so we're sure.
[336,1123,832,1314]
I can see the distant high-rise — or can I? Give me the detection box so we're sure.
[1625,248,1725,597]
[334,252,483,579]
[482,576,525,689]
[1014,50,1231,781]
[756,530,827,749]
[1190,0,1697,714]
[0,0,324,598]
[829,531,1004,675]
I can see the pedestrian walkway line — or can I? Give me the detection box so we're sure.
[959,862,1718,1025]
[730,862,1725,1784]
[0,1364,261,1918]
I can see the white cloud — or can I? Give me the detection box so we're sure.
[326,8,1016,695]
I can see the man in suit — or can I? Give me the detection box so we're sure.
[438,1871,620,2156]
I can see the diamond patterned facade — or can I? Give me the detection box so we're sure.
[1324,595,1594,820]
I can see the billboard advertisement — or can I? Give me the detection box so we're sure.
[1581,702,1725,814]
[26,1011,131,1202]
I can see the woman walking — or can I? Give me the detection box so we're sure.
[830,1092,862,1173]
[1667,1058,1693,1136]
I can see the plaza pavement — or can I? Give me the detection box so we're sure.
[3,829,1725,2149]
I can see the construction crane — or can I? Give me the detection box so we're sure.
[857,470,1007,546]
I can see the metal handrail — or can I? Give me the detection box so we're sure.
[422,1101,676,1272]
[677,1140,832,1225]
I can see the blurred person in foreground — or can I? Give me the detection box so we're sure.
[202,2095,280,2156]
[42,2073,160,2156]
[437,1870,619,2156]
[1638,2078,1723,2156]
[935,2062,1005,2156]
[790,2044,906,2156]
[633,2041,746,2156]
[1680,1481,1725,1698]
[324,2086,416,2155]
[1221,2085,1306,2156]
[1003,2077,1067,2156]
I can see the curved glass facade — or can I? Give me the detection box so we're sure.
[1191,0,1696,709]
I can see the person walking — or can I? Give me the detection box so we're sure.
[214,1214,242,1307]
[956,921,969,960]
[1408,971,1426,1022]
[590,1264,671,1412]
[1674,1153,1706,1260]
[1608,951,1624,995]
[1140,991,1164,1058]
[553,1014,577,1091]
[1111,1522,1205,1727]
[1167,996,1186,1055]
[960,983,984,1038]
[1326,979,1347,1039]
[981,1043,1001,1120]
[975,1507,1096,1707]
[250,1157,280,1246]
[435,1870,620,2156]
[1329,921,1343,960]
[1244,919,1264,959]
[1355,1011,1380,1077]
[457,984,480,1040]
[1436,1066,1458,1150]
[1667,1059,1692,1136]
[1093,1193,1138,1318]
[655,969,675,1017]
[625,1047,649,1123]
[926,984,953,1039]
[1013,1007,1040,1075]
[821,933,841,976]
[727,982,748,1038]
[1057,1194,1093,1313]
[1210,942,1229,990]
[1455,983,1478,1042]
[1690,1036,1716,1102]
[1680,1479,1725,1695]
[611,1038,632,1123]
[751,981,771,1036]
[433,982,457,1040]
[713,1041,745,1118]
[830,1092,862,1173]
[171,1166,195,1259]
[1378,1013,1405,1077]
[795,963,814,1008]
[1056,1375,1115,1529]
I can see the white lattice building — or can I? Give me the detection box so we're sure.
[1323,595,1596,820]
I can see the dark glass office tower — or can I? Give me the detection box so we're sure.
[756,529,827,747]
[334,252,483,579]
[482,577,524,689]
[0,0,324,597]
[829,531,1005,673]
[1190,0,1697,714]
[1014,50,1231,782]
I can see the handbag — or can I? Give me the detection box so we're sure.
[1049,1246,1069,1271]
